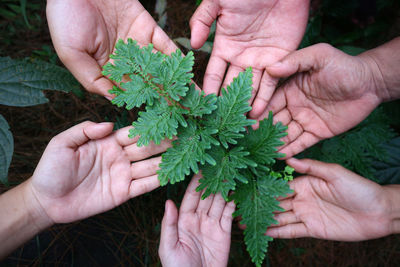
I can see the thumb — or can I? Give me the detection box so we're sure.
[286,158,343,182]
[159,200,179,255]
[266,43,335,78]
[53,121,114,148]
[190,0,219,49]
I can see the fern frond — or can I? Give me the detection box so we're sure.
[130,100,187,146]
[232,172,292,267]
[240,111,287,166]
[198,146,256,200]
[154,49,194,101]
[181,84,218,117]
[205,68,256,148]
[158,121,216,185]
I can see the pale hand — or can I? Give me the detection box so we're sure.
[267,158,394,241]
[28,121,170,224]
[190,0,309,117]
[46,0,178,97]
[159,174,235,267]
[257,43,382,158]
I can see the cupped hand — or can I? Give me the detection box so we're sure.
[29,121,170,224]
[159,174,235,267]
[257,43,382,158]
[267,158,392,241]
[46,0,178,97]
[190,0,309,117]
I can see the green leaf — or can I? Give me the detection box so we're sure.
[373,137,400,185]
[198,146,256,200]
[240,111,287,166]
[206,68,256,148]
[158,121,214,185]
[181,84,217,117]
[154,50,194,101]
[0,115,13,184]
[232,172,291,267]
[0,57,78,107]
[110,75,159,109]
[130,100,187,146]
[102,39,166,82]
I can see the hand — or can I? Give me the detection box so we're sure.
[257,43,382,158]
[46,0,178,97]
[190,0,309,117]
[159,174,235,267]
[267,158,394,241]
[28,121,170,224]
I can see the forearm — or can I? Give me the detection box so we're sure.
[0,180,52,259]
[360,37,400,102]
[383,184,400,235]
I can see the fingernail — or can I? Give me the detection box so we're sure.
[105,95,113,101]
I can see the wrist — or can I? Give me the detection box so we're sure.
[382,184,400,235]
[358,37,400,102]
[357,52,389,104]
[22,179,54,232]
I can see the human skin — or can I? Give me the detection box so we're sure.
[46,0,179,98]
[190,0,310,118]
[256,37,400,158]
[159,174,235,267]
[0,122,170,259]
[266,158,400,241]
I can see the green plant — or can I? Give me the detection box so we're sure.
[0,56,80,184]
[103,39,293,266]
[299,108,396,182]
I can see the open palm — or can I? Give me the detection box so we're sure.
[30,122,170,224]
[190,0,309,117]
[159,175,235,267]
[267,158,392,241]
[47,0,178,97]
[257,44,382,158]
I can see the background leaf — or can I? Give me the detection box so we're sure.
[0,57,79,107]
[0,114,13,184]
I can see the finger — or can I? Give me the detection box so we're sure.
[129,174,160,198]
[276,199,293,213]
[189,0,219,49]
[179,174,202,213]
[280,120,304,149]
[131,156,161,179]
[196,193,215,215]
[124,138,172,162]
[151,26,179,55]
[159,200,179,256]
[115,126,140,147]
[58,48,114,98]
[249,71,279,118]
[208,193,227,219]
[249,68,263,105]
[256,88,287,122]
[266,223,309,239]
[273,211,300,226]
[266,43,334,79]
[53,121,114,148]
[221,65,244,91]
[273,109,291,126]
[286,158,345,182]
[203,56,228,95]
[278,132,320,159]
[220,200,236,233]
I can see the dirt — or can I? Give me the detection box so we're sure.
[2,0,400,266]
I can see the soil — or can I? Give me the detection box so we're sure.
[1,0,400,266]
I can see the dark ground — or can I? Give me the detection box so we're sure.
[1,0,400,266]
